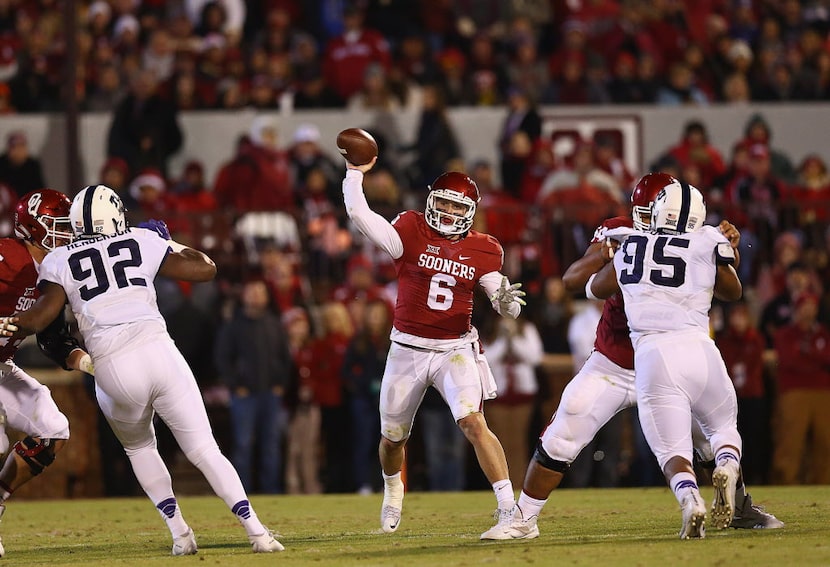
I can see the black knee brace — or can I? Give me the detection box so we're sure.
[533,440,570,473]
[14,437,58,476]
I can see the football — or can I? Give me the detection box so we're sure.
[336,128,378,166]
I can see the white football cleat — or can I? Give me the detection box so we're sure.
[171,528,197,556]
[481,506,540,540]
[250,529,284,553]
[380,475,404,533]
[679,491,706,539]
[711,461,739,529]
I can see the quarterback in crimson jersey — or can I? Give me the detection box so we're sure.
[490,173,782,541]
[0,189,94,558]
[342,157,526,539]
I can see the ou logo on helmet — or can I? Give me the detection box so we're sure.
[27,192,43,215]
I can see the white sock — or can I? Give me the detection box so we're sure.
[232,500,267,536]
[492,479,515,510]
[516,491,547,520]
[156,497,190,537]
[715,449,740,469]
[382,471,404,498]
[669,472,698,506]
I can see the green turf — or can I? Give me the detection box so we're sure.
[2,486,828,566]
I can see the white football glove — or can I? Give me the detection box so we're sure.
[490,276,527,312]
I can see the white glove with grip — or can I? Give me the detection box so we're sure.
[490,276,526,313]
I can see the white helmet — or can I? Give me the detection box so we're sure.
[650,179,706,235]
[70,184,127,238]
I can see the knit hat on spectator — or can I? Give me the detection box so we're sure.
[749,143,770,160]
[100,156,130,178]
[113,14,140,40]
[129,168,166,200]
[281,306,308,327]
[87,0,112,22]
[0,36,19,82]
[293,124,320,145]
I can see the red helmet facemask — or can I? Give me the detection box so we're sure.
[425,172,480,235]
[14,189,73,250]
[630,172,677,231]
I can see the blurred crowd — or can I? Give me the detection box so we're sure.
[0,0,828,494]
[3,0,830,114]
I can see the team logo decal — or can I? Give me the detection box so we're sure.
[27,193,43,215]
[426,244,440,255]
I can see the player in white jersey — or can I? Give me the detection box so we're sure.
[590,179,744,539]
[0,185,283,555]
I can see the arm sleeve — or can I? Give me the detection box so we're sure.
[343,169,404,259]
[36,309,83,371]
[479,271,521,319]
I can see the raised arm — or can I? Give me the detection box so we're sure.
[342,159,404,260]
[588,261,620,300]
[158,245,217,282]
[562,241,611,293]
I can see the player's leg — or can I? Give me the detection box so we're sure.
[492,352,637,540]
[0,364,70,498]
[94,375,197,556]
[689,343,745,529]
[0,364,70,557]
[430,344,514,538]
[147,342,282,552]
[377,342,430,533]
[634,340,705,539]
[691,418,784,529]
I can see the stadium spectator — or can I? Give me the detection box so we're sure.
[125,168,177,227]
[214,278,292,494]
[715,302,770,485]
[740,114,796,183]
[771,292,830,485]
[322,4,390,103]
[664,120,727,190]
[481,311,544,489]
[497,86,541,196]
[284,306,323,495]
[788,154,830,247]
[656,61,710,105]
[107,68,184,178]
[314,302,354,493]
[725,143,789,266]
[342,299,390,494]
[98,156,132,208]
[288,123,340,201]
[213,117,293,212]
[760,260,822,348]
[402,83,461,190]
[0,131,45,199]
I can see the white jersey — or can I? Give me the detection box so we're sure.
[606,225,735,346]
[38,228,171,360]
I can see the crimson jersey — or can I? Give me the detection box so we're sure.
[0,238,39,361]
[391,211,503,340]
[592,216,635,370]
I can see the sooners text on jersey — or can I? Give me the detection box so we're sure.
[0,238,39,361]
[391,211,502,339]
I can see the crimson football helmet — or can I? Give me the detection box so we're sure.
[630,172,678,231]
[425,172,480,235]
[14,189,73,250]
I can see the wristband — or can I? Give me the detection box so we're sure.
[585,273,600,300]
[79,353,95,375]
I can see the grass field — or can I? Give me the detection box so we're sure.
[2,486,828,566]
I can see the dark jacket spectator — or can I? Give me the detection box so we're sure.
[107,69,183,178]
[0,130,45,198]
